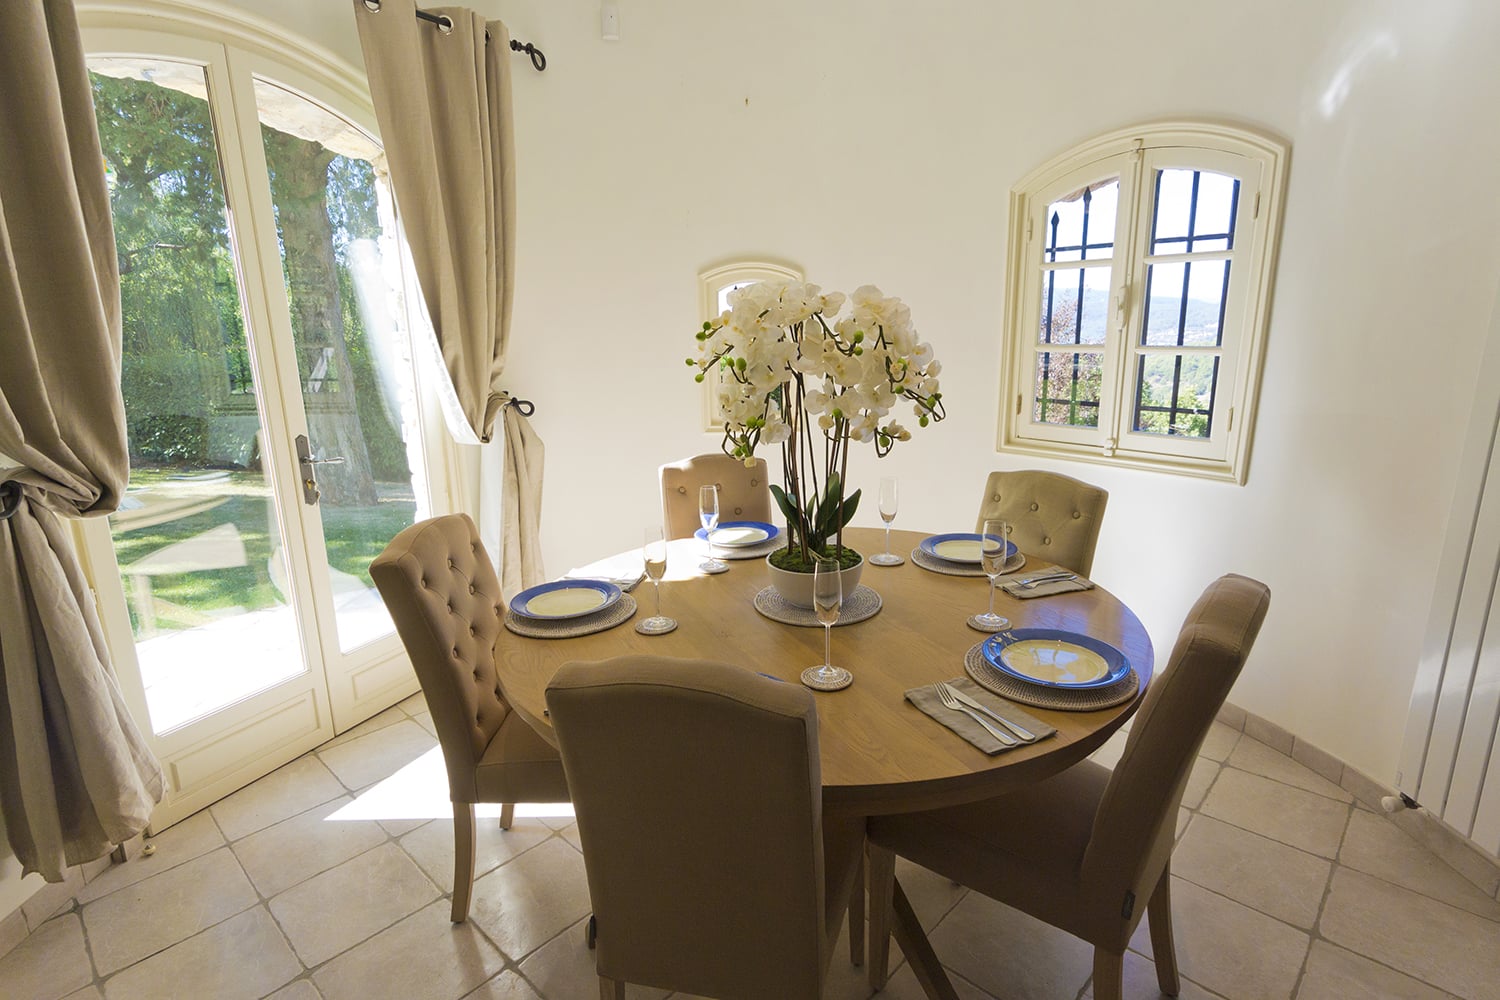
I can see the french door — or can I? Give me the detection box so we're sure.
[75,25,450,828]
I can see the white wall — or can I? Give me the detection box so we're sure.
[134,0,1500,790]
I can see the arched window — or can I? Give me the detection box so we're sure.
[998,122,1289,482]
[697,259,802,433]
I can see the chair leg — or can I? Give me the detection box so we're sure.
[499,802,515,830]
[451,802,477,923]
[1092,949,1124,1000]
[867,845,896,991]
[848,847,865,967]
[889,877,960,1000]
[598,977,625,999]
[1148,869,1180,996]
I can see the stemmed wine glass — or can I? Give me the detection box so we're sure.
[869,476,904,566]
[974,517,1012,630]
[801,557,853,691]
[636,526,677,635]
[698,484,728,574]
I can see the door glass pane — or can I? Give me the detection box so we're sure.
[1141,259,1230,347]
[254,78,429,653]
[1132,353,1219,438]
[90,58,307,734]
[1032,350,1103,427]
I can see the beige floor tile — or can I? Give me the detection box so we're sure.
[312,900,505,1000]
[1172,815,1332,929]
[398,816,552,894]
[462,969,543,1000]
[379,817,431,838]
[396,691,428,716]
[862,962,998,1000]
[83,848,257,976]
[1176,807,1191,841]
[76,812,224,906]
[1339,810,1500,920]
[559,823,583,852]
[1085,948,1225,999]
[269,842,439,966]
[1227,738,1353,802]
[468,838,593,962]
[265,982,323,1000]
[0,900,29,959]
[1199,721,1241,763]
[210,755,347,842]
[516,916,669,999]
[62,987,103,1000]
[411,710,438,736]
[1089,728,1130,770]
[319,706,409,752]
[0,913,93,1000]
[895,856,969,928]
[1183,757,1220,809]
[923,891,1093,1000]
[1296,940,1453,1000]
[233,795,387,898]
[22,869,83,930]
[1320,868,1500,1000]
[1134,878,1308,1000]
[317,718,437,791]
[1200,768,1350,858]
[101,906,300,1000]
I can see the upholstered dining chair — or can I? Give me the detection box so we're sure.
[370,513,571,923]
[545,655,865,1000]
[974,469,1108,576]
[865,574,1270,999]
[660,453,773,539]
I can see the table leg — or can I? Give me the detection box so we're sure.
[890,876,960,1000]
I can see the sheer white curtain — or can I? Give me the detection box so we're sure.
[353,0,545,597]
[0,0,163,882]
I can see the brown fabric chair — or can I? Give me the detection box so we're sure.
[546,655,864,1000]
[974,470,1109,576]
[370,513,570,923]
[660,453,773,540]
[866,574,1270,999]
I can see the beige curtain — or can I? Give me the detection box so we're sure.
[353,0,545,594]
[0,0,164,882]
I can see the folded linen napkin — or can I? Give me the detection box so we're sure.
[998,564,1095,600]
[905,676,1056,755]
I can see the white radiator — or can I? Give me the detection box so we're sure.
[1399,290,1500,856]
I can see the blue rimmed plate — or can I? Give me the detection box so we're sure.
[982,629,1130,689]
[918,532,1016,565]
[509,579,622,620]
[694,520,779,548]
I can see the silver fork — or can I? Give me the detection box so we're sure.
[934,684,1017,746]
[1018,571,1077,589]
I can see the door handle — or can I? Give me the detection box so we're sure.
[294,434,344,505]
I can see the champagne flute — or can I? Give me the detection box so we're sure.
[975,518,1011,630]
[869,476,904,566]
[801,557,853,691]
[698,484,728,574]
[636,526,677,635]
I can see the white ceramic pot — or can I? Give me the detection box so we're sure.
[764,551,864,609]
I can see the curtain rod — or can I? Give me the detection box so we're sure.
[409,5,547,72]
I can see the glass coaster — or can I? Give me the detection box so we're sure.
[868,552,905,566]
[800,666,853,691]
[635,617,677,635]
[699,560,729,575]
[967,614,1011,633]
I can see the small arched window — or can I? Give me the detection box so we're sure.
[697,259,802,433]
[998,121,1289,483]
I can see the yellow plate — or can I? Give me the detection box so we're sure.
[998,639,1111,685]
[932,538,982,562]
[525,588,608,617]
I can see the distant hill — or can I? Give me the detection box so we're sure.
[1045,288,1220,343]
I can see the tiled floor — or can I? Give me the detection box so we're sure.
[4,695,1500,1000]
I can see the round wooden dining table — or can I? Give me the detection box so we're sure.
[499,527,1155,820]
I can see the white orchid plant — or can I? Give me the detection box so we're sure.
[689,281,945,570]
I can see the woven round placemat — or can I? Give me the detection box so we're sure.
[911,548,1025,578]
[505,593,637,638]
[753,585,882,627]
[964,641,1138,711]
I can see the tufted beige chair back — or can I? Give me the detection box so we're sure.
[546,655,863,999]
[975,470,1108,576]
[660,454,773,540]
[371,514,511,794]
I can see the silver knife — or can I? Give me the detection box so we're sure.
[1017,571,1076,588]
[941,683,1038,742]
